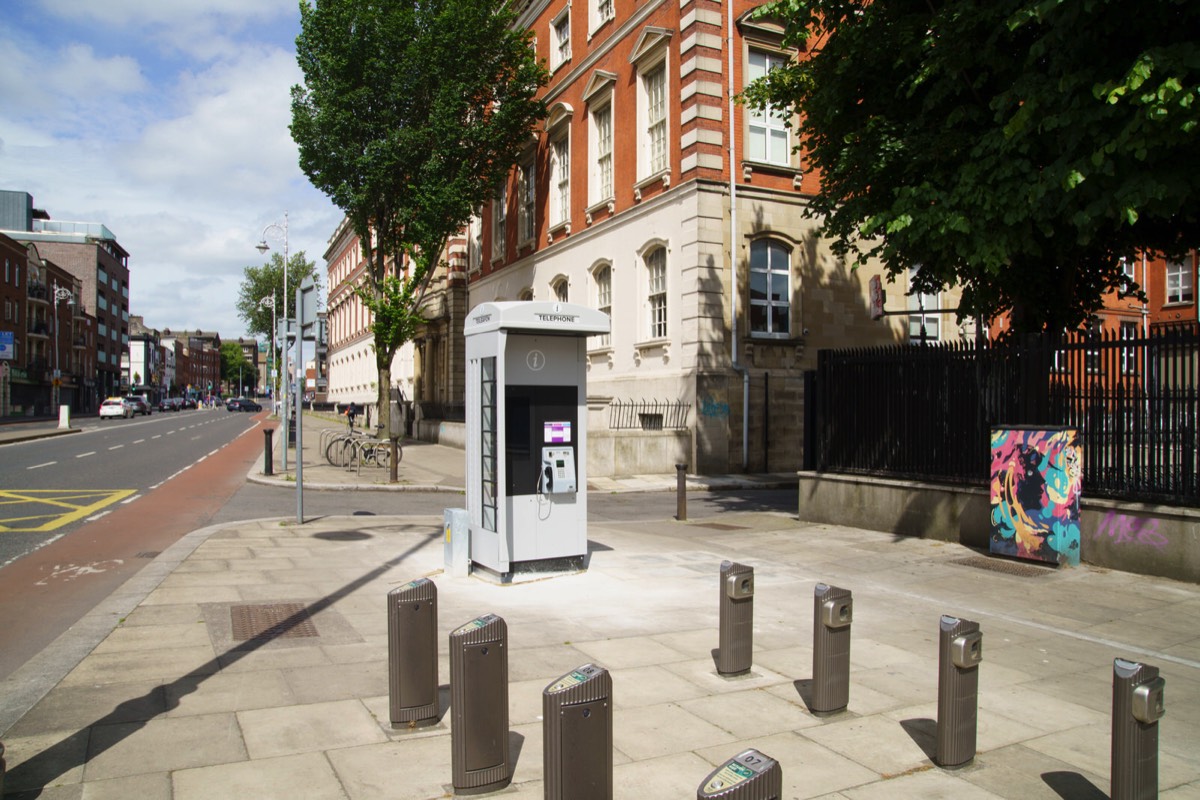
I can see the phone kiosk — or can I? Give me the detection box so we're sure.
[464,302,610,579]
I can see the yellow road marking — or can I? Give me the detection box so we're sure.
[0,489,137,532]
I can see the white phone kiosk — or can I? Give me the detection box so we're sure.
[541,446,577,494]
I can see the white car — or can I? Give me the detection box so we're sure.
[99,397,132,419]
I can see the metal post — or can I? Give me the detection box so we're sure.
[811,583,852,715]
[450,613,511,794]
[388,578,439,728]
[697,748,781,799]
[543,664,612,800]
[935,615,983,768]
[294,282,304,524]
[1111,658,1164,800]
[676,463,688,521]
[263,428,274,476]
[717,561,754,676]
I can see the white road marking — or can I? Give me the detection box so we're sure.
[120,494,141,504]
[27,461,56,470]
[108,445,124,450]
[84,510,112,522]
[134,439,145,444]
[152,435,162,439]
[75,451,96,459]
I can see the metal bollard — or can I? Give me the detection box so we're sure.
[263,427,274,476]
[717,561,754,676]
[450,613,511,795]
[935,615,982,768]
[1111,658,1165,800]
[543,664,612,800]
[676,463,688,521]
[697,748,782,799]
[811,583,852,715]
[388,578,438,728]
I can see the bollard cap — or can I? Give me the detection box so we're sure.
[698,749,780,798]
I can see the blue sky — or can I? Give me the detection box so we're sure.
[0,0,341,339]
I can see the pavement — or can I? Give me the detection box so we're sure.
[0,413,1198,798]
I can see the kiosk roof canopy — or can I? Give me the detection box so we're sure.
[464,302,611,336]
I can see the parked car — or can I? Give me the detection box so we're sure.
[181,397,198,409]
[123,395,152,416]
[99,397,132,420]
[159,397,184,411]
[226,397,262,412]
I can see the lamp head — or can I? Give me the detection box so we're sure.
[256,241,269,254]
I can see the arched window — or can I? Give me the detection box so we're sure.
[592,263,612,347]
[645,247,667,339]
[749,239,790,337]
[552,277,569,303]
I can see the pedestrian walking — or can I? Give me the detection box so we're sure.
[346,401,359,431]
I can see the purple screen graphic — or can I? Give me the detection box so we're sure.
[544,421,572,443]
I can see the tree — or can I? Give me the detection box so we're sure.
[743,0,1199,333]
[220,342,257,395]
[234,251,321,340]
[291,0,547,471]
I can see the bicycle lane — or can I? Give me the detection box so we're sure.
[0,417,276,682]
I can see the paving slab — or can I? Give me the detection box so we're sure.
[173,752,345,800]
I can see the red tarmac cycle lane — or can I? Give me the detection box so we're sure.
[0,417,275,682]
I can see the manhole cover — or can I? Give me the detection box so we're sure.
[949,555,1057,578]
[688,522,750,531]
[230,603,318,641]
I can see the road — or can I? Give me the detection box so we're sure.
[0,408,258,568]
[0,409,267,680]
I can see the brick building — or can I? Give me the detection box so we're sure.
[462,0,956,475]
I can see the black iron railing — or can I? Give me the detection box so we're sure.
[815,325,1200,506]
[609,398,690,431]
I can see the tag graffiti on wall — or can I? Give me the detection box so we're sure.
[699,396,730,419]
[1094,511,1169,551]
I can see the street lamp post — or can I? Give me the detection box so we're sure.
[51,281,73,412]
[259,292,276,405]
[256,212,290,471]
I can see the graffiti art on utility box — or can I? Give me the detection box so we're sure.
[989,427,1082,566]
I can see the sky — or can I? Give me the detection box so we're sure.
[0,0,341,341]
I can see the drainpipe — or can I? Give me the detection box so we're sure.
[728,0,749,470]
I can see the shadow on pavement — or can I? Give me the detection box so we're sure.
[5,530,440,796]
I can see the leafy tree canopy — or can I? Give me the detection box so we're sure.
[220,342,257,392]
[291,0,547,446]
[235,251,321,341]
[743,0,1199,333]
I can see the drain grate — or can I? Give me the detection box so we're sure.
[688,522,750,531]
[135,551,160,559]
[949,555,1057,578]
[230,603,318,641]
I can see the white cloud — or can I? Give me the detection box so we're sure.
[1,4,341,340]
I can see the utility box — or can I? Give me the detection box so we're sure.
[936,615,982,768]
[387,578,439,728]
[450,613,511,795]
[718,561,754,676]
[811,583,852,715]
[1111,658,1164,800]
[543,663,612,800]
[697,748,781,799]
[464,302,610,579]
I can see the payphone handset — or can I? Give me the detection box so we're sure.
[540,447,577,495]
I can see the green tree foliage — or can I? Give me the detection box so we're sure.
[743,0,1199,333]
[220,342,257,394]
[234,251,321,340]
[291,0,547,446]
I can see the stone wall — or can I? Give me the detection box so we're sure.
[797,472,1200,583]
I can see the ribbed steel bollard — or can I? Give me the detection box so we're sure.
[697,748,782,799]
[717,561,754,676]
[811,583,852,715]
[1111,658,1164,800]
[450,613,511,795]
[388,578,439,728]
[676,463,688,521]
[935,615,983,768]
[263,428,274,476]
[543,664,612,800]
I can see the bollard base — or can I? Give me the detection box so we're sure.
[810,705,847,718]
